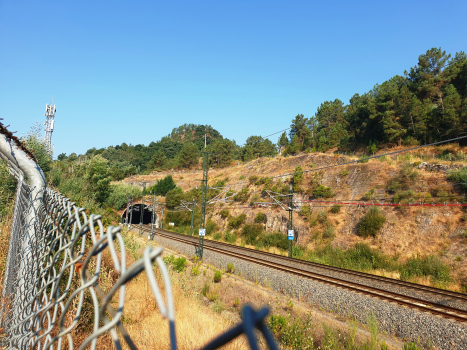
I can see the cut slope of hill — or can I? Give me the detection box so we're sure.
[122,144,467,290]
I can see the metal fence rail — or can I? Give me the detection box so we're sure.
[0,125,277,350]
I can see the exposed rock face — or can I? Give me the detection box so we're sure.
[413,162,466,172]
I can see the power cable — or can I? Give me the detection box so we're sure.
[225,135,467,187]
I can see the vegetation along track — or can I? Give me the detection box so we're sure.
[140,225,467,323]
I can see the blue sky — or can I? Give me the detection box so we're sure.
[1,0,466,157]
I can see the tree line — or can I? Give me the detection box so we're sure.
[281,48,467,155]
[56,48,467,179]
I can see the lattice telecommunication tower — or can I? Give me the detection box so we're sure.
[44,100,56,158]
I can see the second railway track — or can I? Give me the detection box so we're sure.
[139,225,467,323]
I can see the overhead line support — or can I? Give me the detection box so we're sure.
[139,182,147,235]
[288,181,294,258]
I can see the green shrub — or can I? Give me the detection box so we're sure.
[312,185,333,198]
[148,175,177,196]
[224,231,237,243]
[206,219,218,235]
[268,312,314,350]
[400,253,451,282]
[447,168,467,191]
[226,262,235,273]
[163,255,175,266]
[257,232,288,250]
[330,204,341,213]
[248,175,259,183]
[254,212,266,223]
[293,166,303,191]
[322,225,335,239]
[213,232,222,240]
[201,281,210,296]
[191,265,200,276]
[214,270,222,283]
[220,209,230,219]
[318,210,327,224]
[394,190,415,204]
[105,183,142,210]
[233,188,250,203]
[358,207,386,238]
[228,214,246,229]
[299,205,311,219]
[239,175,245,180]
[241,223,264,245]
[339,168,349,176]
[388,165,419,191]
[173,257,187,272]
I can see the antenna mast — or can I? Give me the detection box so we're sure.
[44,99,56,158]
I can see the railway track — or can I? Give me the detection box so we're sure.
[138,225,467,323]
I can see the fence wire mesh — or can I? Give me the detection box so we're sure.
[1,178,277,350]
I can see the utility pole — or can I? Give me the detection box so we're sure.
[139,182,147,235]
[129,195,134,229]
[288,180,294,258]
[125,192,130,227]
[197,133,209,258]
[150,191,155,240]
[160,205,164,229]
[190,198,195,236]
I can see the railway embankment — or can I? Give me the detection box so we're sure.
[143,227,467,349]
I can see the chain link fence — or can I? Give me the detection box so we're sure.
[0,127,277,350]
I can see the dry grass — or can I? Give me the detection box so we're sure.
[119,269,248,349]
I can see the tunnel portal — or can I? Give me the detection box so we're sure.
[121,204,155,225]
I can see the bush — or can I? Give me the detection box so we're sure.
[214,270,222,283]
[257,232,288,250]
[299,205,311,219]
[312,185,333,198]
[173,257,187,272]
[228,214,246,229]
[224,231,237,243]
[254,212,266,223]
[220,209,230,219]
[400,253,451,282]
[148,175,177,196]
[248,175,259,183]
[226,263,235,273]
[105,183,142,210]
[191,265,200,276]
[233,188,250,203]
[322,225,335,239]
[241,223,263,245]
[293,166,303,190]
[447,168,467,191]
[358,207,386,238]
[330,204,341,213]
[206,219,218,235]
[213,232,222,240]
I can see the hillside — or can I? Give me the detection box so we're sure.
[122,143,467,290]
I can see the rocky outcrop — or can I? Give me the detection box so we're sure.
[413,162,466,172]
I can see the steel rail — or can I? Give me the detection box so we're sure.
[148,226,467,302]
[143,226,467,322]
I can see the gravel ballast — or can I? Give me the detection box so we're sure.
[147,229,467,349]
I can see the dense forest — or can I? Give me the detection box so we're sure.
[56,48,467,181]
[281,48,467,154]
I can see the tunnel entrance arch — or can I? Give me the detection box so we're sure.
[121,204,156,225]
